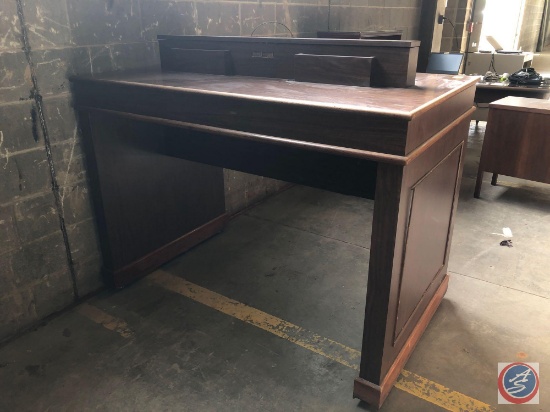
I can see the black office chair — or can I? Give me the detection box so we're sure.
[426,53,464,75]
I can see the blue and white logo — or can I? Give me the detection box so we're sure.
[498,362,539,404]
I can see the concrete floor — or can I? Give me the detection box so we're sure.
[1,122,549,411]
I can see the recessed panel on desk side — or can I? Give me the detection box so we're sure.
[393,146,462,341]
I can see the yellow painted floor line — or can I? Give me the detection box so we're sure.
[78,303,134,339]
[151,270,494,412]
[396,370,494,412]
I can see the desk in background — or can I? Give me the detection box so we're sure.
[473,81,550,124]
[475,96,550,198]
[71,35,476,407]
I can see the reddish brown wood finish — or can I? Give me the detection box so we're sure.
[354,275,450,407]
[112,214,229,288]
[475,96,550,197]
[78,110,227,287]
[72,71,476,156]
[317,31,403,40]
[357,115,470,390]
[293,54,373,87]
[158,35,419,87]
[71,37,476,408]
[79,108,410,166]
[406,85,475,154]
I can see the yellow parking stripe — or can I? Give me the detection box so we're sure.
[152,270,359,369]
[78,303,134,338]
[151,270,494,412]
[396,370,494,411]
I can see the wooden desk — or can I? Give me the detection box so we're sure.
[71,36,476,407]
[473,82,550,123]
[475,96,550,198]
[318,30,403,40]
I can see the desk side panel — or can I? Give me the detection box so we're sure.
[386,116,469,373]
[80,111,227,287]
[480,108,550,184]
[355,112,470,407]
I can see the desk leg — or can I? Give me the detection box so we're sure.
[474,167,484,198]
[491,173,498,186]
[354,124,467,407]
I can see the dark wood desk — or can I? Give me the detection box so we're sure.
[473,82,550,124]
[318,30,403,40]
[475,96,550,198]
[71,36,476,407]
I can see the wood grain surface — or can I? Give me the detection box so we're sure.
[72,38,476,407]
[158,35,419,87]
[475,97,550,197]
[72,71,478,156]
[317,30,402,40]
[294,53,373,86]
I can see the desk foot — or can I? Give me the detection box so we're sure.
[110,213,229,288]
[353,275,449,407]
[491,173,498,186]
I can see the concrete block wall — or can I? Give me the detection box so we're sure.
[0,0,423,342]
[441,0,472,53]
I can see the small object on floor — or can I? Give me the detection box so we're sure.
[491,227,514,237]
[500,240,513,247]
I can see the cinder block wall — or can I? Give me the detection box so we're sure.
[440,0,472,53]
[0,0,423,342]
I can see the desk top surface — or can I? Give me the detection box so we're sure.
[490,96,550,114]
[73,71,478,119]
